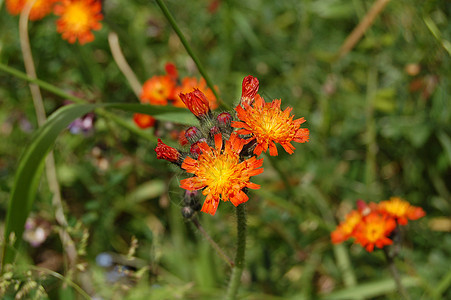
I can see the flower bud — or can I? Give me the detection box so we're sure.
[241,75,259,105]
[217,112,232,126]
[190,141,204,158]
[155,138,181,164]
[179,89,211,118]
[181,206,195,219]
[185,126,202,143]
[209,126,220,137]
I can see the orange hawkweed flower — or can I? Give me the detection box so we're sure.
[54,0,103,45]
[173,77,218,110]
[232,94,309,156]
[331,210,362,244]
[6,0,57,20]
[180,133,264,215]
[133,113,156,129]
[140,75,176,106]
[378,197,426,225]
[353,212,397,252]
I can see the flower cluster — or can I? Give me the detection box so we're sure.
[134,63,218,130]
[155,75,309,216]
[331,197,426,252]
[6,0,103,45]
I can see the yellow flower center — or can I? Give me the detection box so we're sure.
[63,2,90,32]
[200,151,241,194]
[249,104,295,144]
[365,222,385,242]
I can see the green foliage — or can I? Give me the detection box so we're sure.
[0,0,450,299]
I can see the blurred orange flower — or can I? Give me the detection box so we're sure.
[133,113,156,129]
[140,75,176,106]
[331,198,425,252]
[331,210,362,244]
[6,0,57,20]
[180,133,263,215]
[54,0,103,45]
[378,197,426,225]
[353,212,397,252]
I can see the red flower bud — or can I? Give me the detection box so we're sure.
[210,126,220,137]
[185,126,202,143]
[155,138,181,163]
[217,112,232,126]
[189,142,202,158]
[179,89,210,118]
[241,75,259,105]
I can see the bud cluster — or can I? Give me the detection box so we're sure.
[155,76,260,217]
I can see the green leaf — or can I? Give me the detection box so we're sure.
[1,103,194,271]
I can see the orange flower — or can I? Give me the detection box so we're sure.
[353,212,397,252]
[54,0,103,45]
[173,77,218,110]
[232,94,309,156]
[6,0,57,20]
[133,113,156,129]
[331,210,362,244]
[140,75,176,106]
[378,197,426,225]
[180,133,263,215]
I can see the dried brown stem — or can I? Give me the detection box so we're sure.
[336,0,391,60]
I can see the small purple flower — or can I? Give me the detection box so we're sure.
[68,112,95,135]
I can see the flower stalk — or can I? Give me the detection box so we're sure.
[383,247,410,300]
[226,203,247,300]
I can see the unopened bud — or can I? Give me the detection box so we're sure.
[179,89,211,118]
[241,75,259,105]
[155,139,181,164]
[185,126,202,143]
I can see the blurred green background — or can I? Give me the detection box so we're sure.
[0,0,450,299]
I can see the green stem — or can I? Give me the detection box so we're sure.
[154,0,228,109]
[226,203,247,300]
[383,247,410,300]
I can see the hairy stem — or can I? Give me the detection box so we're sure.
[226,203,247,300]
[384,247,410,300]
